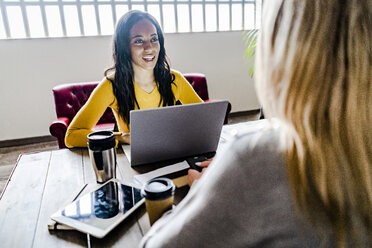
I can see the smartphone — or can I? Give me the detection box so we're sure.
[51,179,144,238]
[186,153,214,172]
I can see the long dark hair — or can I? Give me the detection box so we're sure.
[104,10,175,124]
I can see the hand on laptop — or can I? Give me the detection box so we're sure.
[115,133,131,144]
[187,159,213,186]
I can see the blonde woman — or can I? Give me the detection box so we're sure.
[140,0,371,247]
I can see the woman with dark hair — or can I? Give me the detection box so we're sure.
[65,10,202,147]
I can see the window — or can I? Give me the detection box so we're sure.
[0,0,261,39]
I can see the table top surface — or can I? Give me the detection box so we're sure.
[0,120,265,247]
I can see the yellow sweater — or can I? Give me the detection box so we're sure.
[65,70,203,148]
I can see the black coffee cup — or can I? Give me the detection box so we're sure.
[141,178,175,225]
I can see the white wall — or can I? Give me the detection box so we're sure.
[0,31,260,141]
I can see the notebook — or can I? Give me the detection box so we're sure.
[122,100,229,167]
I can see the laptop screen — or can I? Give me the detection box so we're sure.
[128,101,228,166]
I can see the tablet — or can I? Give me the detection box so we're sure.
[51,179,145,238]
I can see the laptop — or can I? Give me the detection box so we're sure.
[122,100,229,167]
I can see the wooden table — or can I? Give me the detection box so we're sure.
[0,146,191,247]
[0,120,265,247]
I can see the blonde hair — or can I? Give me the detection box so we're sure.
[255,0,372,247]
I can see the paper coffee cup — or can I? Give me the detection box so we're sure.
[141,178,175,225]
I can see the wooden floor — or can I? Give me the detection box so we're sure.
[0,111,259,195]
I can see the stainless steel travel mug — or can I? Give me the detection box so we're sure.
[88,131,117,183]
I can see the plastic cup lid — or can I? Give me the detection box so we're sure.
[87,131,115,151]
[141,177,175,200]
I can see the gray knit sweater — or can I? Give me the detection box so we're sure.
[140,122,331,247]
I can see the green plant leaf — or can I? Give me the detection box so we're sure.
[242,29,259,78]
[245,40,256,57]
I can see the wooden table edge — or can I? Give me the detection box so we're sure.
[0,153,23,200]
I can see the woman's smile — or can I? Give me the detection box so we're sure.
[143,55,156,62]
